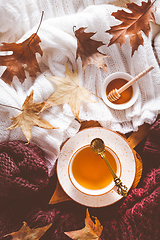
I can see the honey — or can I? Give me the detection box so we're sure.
[106,78,133,104]
[71,145,117,190]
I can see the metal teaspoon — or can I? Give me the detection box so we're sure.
[90,138,128,197]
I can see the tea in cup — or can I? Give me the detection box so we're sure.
[68,144,121,196]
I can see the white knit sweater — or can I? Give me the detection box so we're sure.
[0,0,160,175]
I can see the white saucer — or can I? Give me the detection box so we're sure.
[57,127,136,207]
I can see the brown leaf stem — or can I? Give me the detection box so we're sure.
[18,11,44,61]
[73,25,76,34]
[0,103,22,111]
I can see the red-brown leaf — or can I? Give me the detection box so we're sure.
[0,33,43,84]
[75,27,109,72]
[106,0,156,56]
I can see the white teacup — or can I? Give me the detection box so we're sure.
[68,144,121,196]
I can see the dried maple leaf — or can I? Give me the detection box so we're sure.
[64,208,103,240]
[6,90,56,143]
[75,27,109,72]
[0,33,43,84]
[106,0,156,56]
[43,64,96,121]
[4,221,52,239]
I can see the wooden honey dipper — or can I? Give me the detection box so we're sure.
[107,65,154,102]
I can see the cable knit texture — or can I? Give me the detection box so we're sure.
[0,0,160,175]
[0,141,49,199]
[0,116,160,239]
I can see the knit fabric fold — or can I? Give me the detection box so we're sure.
[144,116,160,158]
[0,116,160,239]
[0,0,160,175]
[0,141,49,199]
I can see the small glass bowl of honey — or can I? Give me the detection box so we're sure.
[101,72,139,110]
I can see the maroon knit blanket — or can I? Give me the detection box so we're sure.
[0,119,160,240]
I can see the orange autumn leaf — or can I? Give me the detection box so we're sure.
[75,27,109,72]
[6,90,56,143]
[64,209,103,240]
[0,33,43,84]
[106,0,156,56]
[4,221,52,239]
[43,64,96,121]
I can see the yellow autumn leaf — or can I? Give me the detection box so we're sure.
[43,64,96,121]
[4,221,52,239]
[64,209,103,240]
[6,90,57,143]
